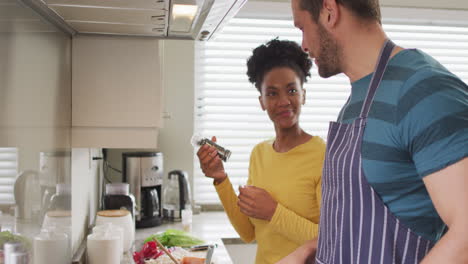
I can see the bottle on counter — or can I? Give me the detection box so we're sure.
[181,208,193,232]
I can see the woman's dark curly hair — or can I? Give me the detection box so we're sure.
[246,38,312,92]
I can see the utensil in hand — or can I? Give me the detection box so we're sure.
[152,237,180,264]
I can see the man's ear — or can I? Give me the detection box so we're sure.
[259,95,266,111]
[321,0,340,28]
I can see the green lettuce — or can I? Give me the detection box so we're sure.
[144,229,204,247]
[0,231,30,250]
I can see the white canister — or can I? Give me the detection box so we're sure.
[95,210,134,251]
[7,252,29,264]
[33,229,69,264]
[3,242,23,264]
[93,223,124,255]
[87,232,121,264]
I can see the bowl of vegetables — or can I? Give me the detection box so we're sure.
[133,229,213,264]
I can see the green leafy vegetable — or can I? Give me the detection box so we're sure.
[0,231,31,250]
[144,229,204,247]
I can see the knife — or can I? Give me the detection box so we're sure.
[190,244,217,251]
[205,245,215,264]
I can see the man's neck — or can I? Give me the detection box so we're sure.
[338,23,400,83]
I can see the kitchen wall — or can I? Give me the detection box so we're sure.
[0,0,105,257]
[105,39,196,190]
[0,4,71,154]
[0,0,73,251]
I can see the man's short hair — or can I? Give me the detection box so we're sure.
[299,0,381,23]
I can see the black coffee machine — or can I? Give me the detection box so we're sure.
[123,152,163,228]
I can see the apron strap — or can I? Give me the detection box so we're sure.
[359,39,396,118]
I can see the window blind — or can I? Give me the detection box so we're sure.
[0,148,18,205]
[194,17,468,205]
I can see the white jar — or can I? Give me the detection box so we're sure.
[95,210,134,251]
[33,229,69,264]
[93,223,124,256]
[87,232,120,264]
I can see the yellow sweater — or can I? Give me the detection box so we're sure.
[215,137,326,264]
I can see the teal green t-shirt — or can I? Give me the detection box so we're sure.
[337,49,468,241]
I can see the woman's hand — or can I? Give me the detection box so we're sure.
[196,136,227,184]
[238,186,278,221]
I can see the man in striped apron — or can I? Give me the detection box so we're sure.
[277,0,468,263]
[315,39,436,263]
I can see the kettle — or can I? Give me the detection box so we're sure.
[162,170,191,221]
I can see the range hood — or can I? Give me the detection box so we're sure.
[20,0,247,41]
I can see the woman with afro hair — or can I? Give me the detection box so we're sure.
[197,38,325,264]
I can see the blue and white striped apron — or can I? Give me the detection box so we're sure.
[315,40,436,264]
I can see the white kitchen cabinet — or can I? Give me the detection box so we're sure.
[71,35,164,148]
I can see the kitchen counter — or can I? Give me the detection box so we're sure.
[134,212,239,264]
[2,212,245,264]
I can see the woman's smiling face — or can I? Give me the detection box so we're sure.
[259,66,305,130]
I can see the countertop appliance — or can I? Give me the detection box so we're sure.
[123,152,163,228]
[162,170,191,221]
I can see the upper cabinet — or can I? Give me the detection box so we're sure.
[71,35,164,148]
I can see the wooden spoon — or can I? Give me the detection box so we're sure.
[152,237,180,264]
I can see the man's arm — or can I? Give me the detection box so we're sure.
[275,238,318,264]
[421,157,468,263]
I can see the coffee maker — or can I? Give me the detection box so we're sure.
[123,152,163,228]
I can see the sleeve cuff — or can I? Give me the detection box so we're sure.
[214,176,232,194]
[419,153,468,178]
[269,202,286,228]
